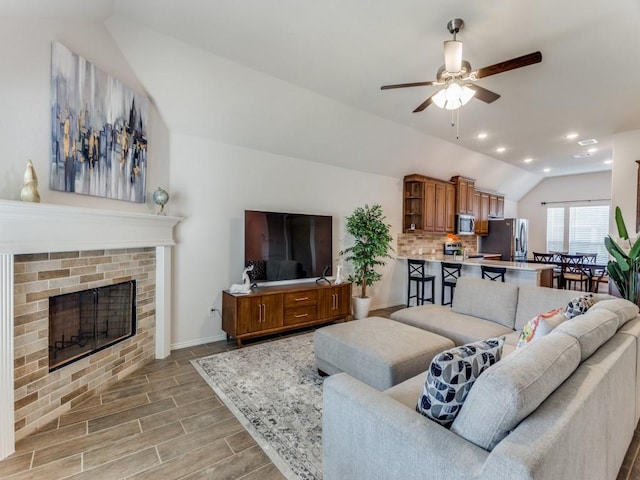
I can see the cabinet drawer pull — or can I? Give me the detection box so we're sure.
[294,313,309,318]
[294,297,309,302]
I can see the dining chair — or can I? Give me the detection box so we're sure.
[559,253,588,291]
[532,252,561,287]
[407,259,435,307]
[575,252,597,264]
[532,252,554,262]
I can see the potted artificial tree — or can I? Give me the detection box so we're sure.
[605,206,640,305]
[340,204,394,319]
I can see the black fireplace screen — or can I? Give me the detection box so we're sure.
[48,280,136,371]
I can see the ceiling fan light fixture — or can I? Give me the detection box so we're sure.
[433,81,476,110]
[444,40,463,73]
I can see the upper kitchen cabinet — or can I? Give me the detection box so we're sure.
[451,176,475,215]
[403,174,455,233]
[403,175,424,232]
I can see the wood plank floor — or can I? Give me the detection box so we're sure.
[0,305,639,479]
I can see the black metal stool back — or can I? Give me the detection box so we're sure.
[407,259,435,307]
[481,265,507,282]
[441,262,462,306]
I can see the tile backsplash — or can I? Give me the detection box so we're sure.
[397,233,478,257]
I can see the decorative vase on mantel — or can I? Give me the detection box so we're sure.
[20,160,40,203]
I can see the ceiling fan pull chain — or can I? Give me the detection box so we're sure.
[456,109,460,140]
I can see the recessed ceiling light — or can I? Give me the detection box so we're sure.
[565,133,579,140]
[524,158,533,163]
[587,147,598,153]
[578,138,598,146]
[477,133,488,139]
[604,159,612,165]
[496,147,506,153]
[543,168,551,173]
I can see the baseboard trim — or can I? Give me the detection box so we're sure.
[170,333,228,351]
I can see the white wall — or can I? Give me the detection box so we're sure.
[612,130,640,234]
[0,18,169,212]
[169,134,403,347]
[518,171,612,255]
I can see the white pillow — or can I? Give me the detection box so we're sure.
[516,307,566,349]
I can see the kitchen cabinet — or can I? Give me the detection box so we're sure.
[403,178,424,232]
[445,183,456,232]
[473,190,490,235]
[488,193,505,219]
[451,176,475,215]
[223,282,352,346]
[403,175,455,233]
[424,180,436,232]
[497,196,505,218]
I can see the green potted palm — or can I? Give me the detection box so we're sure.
[604,206,640,305]
[340,204,394,319]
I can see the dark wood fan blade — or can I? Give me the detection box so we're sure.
[467,84,501,103]
[413,95,434,113]
[474,51,542,79]
[381,81,436,90]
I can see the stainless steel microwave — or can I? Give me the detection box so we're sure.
[455,214,476,235]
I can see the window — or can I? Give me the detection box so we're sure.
[546,204,609,263]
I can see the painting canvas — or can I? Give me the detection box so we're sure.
[50,42,148,203]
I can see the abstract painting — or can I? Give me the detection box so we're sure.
[50,42,148,203]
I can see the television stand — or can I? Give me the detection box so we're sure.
[222,281,352,346]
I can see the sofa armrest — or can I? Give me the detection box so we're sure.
[323,373,489,480]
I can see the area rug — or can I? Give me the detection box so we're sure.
[191,333,323,480]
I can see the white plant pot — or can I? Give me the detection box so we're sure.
[353,296,372,320]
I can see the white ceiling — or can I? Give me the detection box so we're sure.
[107,0,640,178]
[6,0,640,179]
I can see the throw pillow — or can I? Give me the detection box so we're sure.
[516,307,567,349]
[564,293,596,319]
[416,337,504,428]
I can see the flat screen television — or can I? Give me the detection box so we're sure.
[244,210,332,282]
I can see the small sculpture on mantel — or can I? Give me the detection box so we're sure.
[229,265,254,294]
[20,160,40,203]
[152,187,169,215]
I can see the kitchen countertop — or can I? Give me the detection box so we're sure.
[398,255,555,272]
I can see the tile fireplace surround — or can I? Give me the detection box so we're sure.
[0,200,181,461]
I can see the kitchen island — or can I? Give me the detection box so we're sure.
[399,255,555,305]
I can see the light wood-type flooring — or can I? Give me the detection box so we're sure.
[0,305,639,479]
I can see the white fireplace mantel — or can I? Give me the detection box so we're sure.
[0,199,182,460]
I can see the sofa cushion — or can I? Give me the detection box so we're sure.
[516,307,566,349]
[390,305,513,346]
[563,293,597,319]
[450,332,580,451]
[451,277,519,329]
[591,298,639,329]
[554,309,619,361]
[383,372,426,409]
[514,285,589,330]
[416,338,504,427]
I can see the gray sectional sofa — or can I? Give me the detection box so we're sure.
[323,277,640,480]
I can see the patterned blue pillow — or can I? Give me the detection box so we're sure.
[416,338,504,427]
[564,293,596,319]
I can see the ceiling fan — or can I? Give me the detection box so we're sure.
[381,19,542,113]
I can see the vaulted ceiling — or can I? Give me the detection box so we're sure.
[5,0,640,186]
[108,0,640,178]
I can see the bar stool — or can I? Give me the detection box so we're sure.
[481,265,506,282]
[407,259,435,307]
[441,262,462,306]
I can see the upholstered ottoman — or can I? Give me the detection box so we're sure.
[314,316,454,390]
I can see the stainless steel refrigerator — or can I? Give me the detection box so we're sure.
[480,218,529,261]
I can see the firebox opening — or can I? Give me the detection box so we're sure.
[48,280,137,372]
